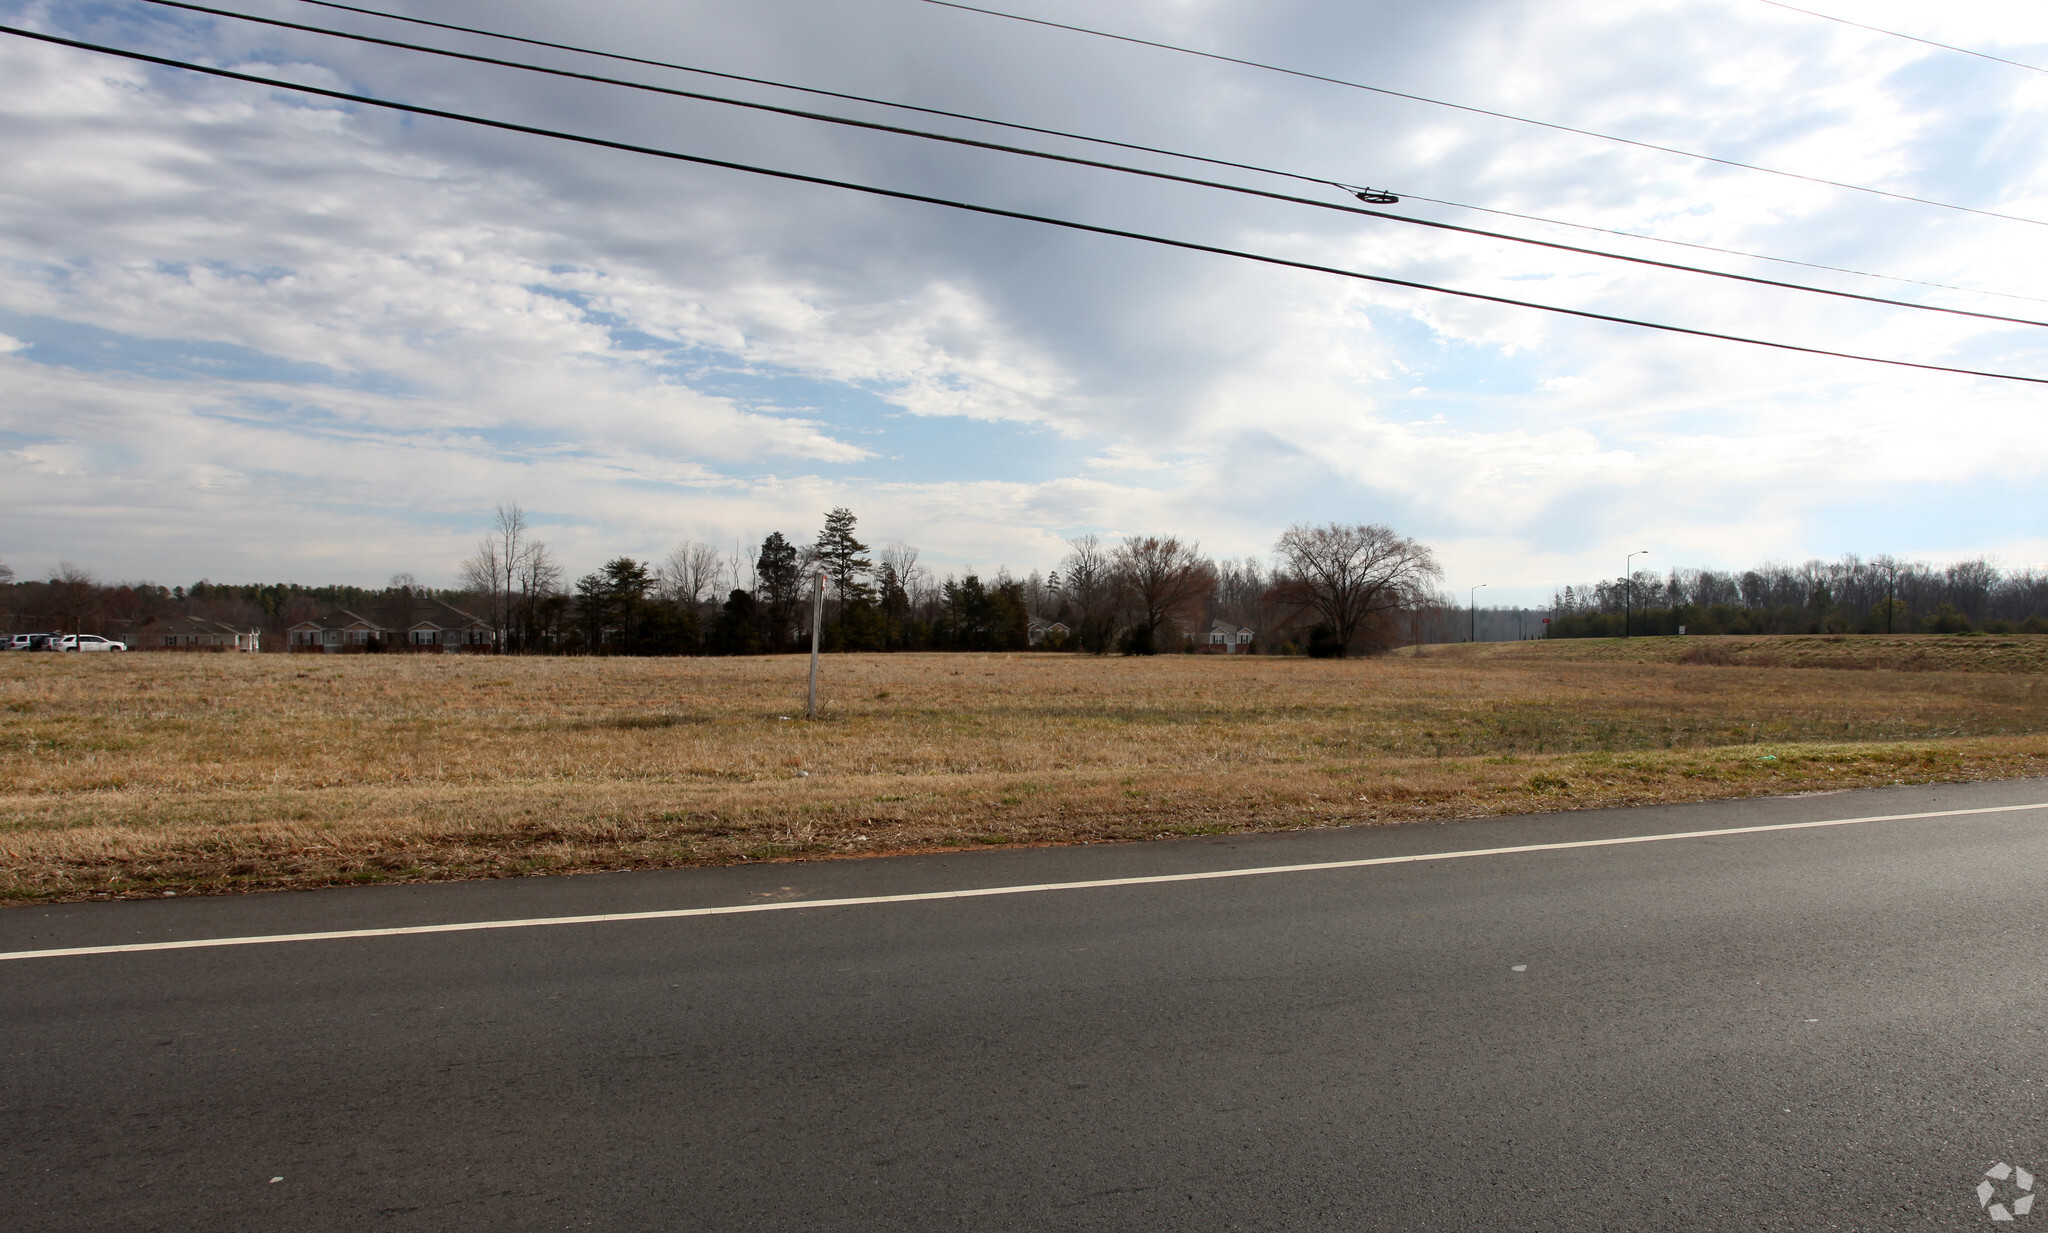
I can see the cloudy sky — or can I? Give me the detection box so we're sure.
[2,0,2045,602]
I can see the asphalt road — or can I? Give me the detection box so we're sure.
[5,780,2048,1231]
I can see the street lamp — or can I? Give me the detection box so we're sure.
[1470,583,1486,643]
[1624,550,1648,638]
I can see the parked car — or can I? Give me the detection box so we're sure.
[8,633,59,651]
[57,635,127,652]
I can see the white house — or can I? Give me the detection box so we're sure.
[1206,620,1255,653]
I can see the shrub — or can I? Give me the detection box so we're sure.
[1923,604,1973,634]
[1305,624,1344,658]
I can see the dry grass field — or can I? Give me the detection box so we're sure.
[3,636,2047,903]
[1403,632,2048,673]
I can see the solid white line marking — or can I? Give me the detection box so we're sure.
[2,800,2043,963]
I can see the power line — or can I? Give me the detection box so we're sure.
[1389,191,2048,308]
[914,0,2048,228]
[263,0,2046,306]
[136,0,2048,329]
[1756,0,2048,75]
[6,24,2045,387]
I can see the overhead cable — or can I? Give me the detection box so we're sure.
[1756,0,2048,75]
[261,0,2045,306]
[1386,191,2048,308]
[135,0,2048,329]
[6,25,2044,387]
[913,0,2048,228]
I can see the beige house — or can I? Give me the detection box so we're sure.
[143,616,261,652]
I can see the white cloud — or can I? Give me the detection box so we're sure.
[0,0,2044,590]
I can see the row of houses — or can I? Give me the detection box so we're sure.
[284,597,496,653]
[133,597,496,653]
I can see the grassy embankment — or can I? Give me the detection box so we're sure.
[2,634,2046,903]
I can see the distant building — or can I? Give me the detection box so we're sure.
[1027,618,1070,646]
[1206,620,1255,653]
[142,616,261,652]
[288,596,495,653]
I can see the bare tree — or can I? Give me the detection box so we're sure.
[492,503,534,648]
[660,541,723,610]
[460,540,505,628]
[0,558,14,586]
[905,554,944,627]
[458,503,537,651]
[512,541,564,650]
[1212,557,1268,628]
[726,538,758,598]
[1055,534,1121,652]
[1272,522,1441,654]
[1112,535,1215,653]
[1057,534,1111,611]
[48,562,102,634]
[1023,569,1051,617]
[877,541,922,594]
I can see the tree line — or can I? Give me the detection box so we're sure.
[453,506,1446,657]
[18,541,2045,654]
[1548,555,2048,637]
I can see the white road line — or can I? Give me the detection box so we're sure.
[3,800,2044,963]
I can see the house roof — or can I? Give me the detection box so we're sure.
[289,596,490,634]
[146,616,252,636]
[289,608,378,633]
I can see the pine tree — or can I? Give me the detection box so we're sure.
[756,532,802,651]
[813,507,873,611]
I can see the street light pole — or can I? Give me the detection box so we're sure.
[1884,558,1896,634]
[806,567,826,720]
[1624,550,1648,638]
[1469,584,1486,643]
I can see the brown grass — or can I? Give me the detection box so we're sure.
[3,639,2047,903]
[1399,632,2048,673]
